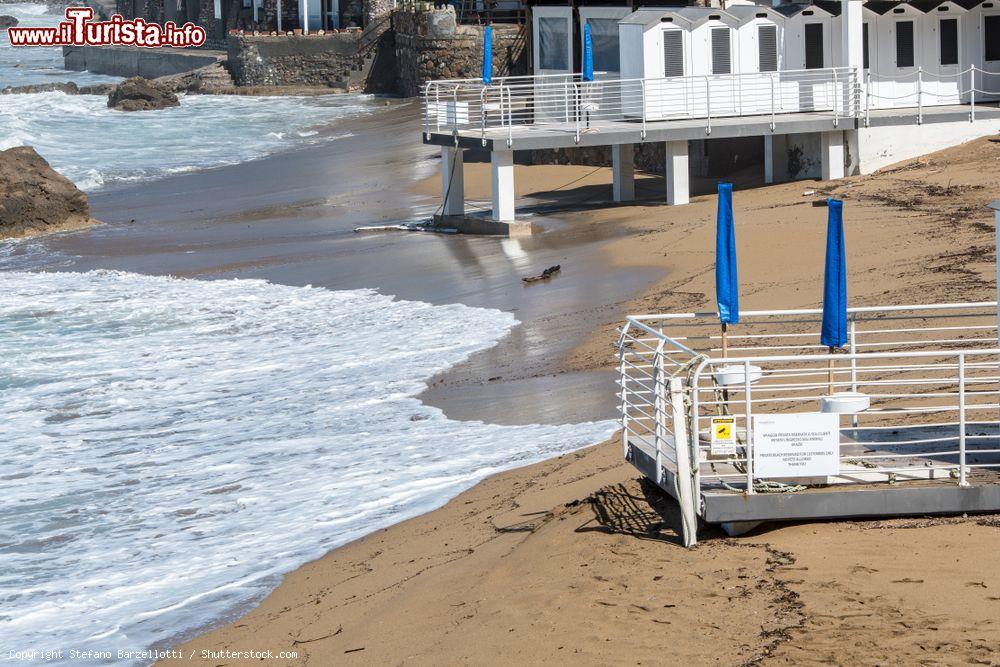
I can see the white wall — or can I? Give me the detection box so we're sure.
[784,11,834,70]
[966,4,1000,101]
[857,117,1000,172]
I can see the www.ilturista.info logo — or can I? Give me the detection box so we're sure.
[6,7,206,48]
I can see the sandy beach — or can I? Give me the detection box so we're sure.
[10,99,1000,663]
[154,124,1000,662]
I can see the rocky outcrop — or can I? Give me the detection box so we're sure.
[0,146,96,239]
[154,62,235,93]
[107,77,180,111]
[1,82,79,95]
[0,15,19,28]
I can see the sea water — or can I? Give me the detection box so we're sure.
[0,3,380,191]
[0,3,121,88]
[0,270,617,662]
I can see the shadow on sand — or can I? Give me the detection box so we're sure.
[574,478,704,548]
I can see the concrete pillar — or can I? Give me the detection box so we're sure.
[612,144,635,203]
[763,135,775,184]
[821,131,845,181]
[841,0,864,71]
[665,140,689,206]
[841,0,864,116]
[440,147,465,216]
[491,149,515,222]
[844,129,861,176]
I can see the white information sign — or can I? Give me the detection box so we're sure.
[752,413,840,478]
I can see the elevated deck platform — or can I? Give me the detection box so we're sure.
[617,303,1000,545]
[422,67,1000,227]
[424,103,1000,151]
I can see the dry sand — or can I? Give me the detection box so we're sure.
[167,137,1000,665]
[167,439,1000,666]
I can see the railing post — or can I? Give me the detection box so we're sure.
[705,76,712,135]
[653,344,666,487]
[864,69,871,127]
[959,353,968,487]
[619,330,629,460]
[505,84,513,149]
[563,81,569,123]
[971,67,977,122]
[832,68,839,127]
[744,359,755,494]
[849,318,859,430]
[917,67,923,124]
[573,82,581,144]
[669,375,698,548]
[769,73,776,131]
[640,79,647,141]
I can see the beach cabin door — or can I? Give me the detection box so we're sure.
[578,7,631,119]
[650,26,689,119]
[887,14,920,107]
[935,14,962,103]
[708,24,738,116]
[533,6,574,121]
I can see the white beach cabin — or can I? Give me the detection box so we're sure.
[422,0,1000,228]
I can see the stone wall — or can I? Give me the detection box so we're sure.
[394,7,526,97]
[227,33,362,86]
[518,144,668,175]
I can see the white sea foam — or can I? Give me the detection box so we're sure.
[0,270,617,663]
[0,91,380,191]
[0,4,382,192]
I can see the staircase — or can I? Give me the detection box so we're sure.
[340,14,394,92]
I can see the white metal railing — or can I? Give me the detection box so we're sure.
[617,302,1000,545]
[423,67,860,146]
[422,65,1000,144]
[864,65,1000,126]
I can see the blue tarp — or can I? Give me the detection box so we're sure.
[715,182,739,325]
[482,25,493,85]
[821,198,848,349]
[582,23,594,82]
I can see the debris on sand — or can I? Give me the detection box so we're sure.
[522,265,561,283]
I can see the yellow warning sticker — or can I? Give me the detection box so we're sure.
[710,416,736,456]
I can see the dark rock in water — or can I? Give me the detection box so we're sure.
[78,83,116,96]
[1,82,79,95]
[0,15,19,28]
[107,77,180,112]
[0,146,96,239]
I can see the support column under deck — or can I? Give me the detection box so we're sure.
[440,147,465,216]
[612,143,635,203]
[821,131,845,181]
[763,135,775,184]
[491,149,515,222]
[665,140,689,206]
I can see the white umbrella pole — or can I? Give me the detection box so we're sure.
[828,346,835,396]
[721,322,728,358]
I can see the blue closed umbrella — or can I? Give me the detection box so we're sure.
[821,198,848,350]
[582,22,594,82]
[482,25,493,85]
[716,182,738,356]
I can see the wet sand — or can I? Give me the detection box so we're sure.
[18,100,661,426]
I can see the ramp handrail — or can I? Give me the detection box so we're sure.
[618,302,1000,546]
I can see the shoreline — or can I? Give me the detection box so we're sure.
[6,97,1000,661]
[163,135,1000,663]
